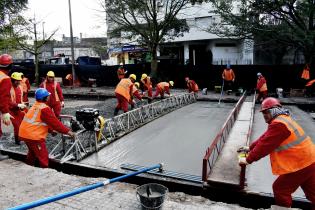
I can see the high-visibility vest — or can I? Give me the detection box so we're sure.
[222,69,235,81]
[115,78,133,101]
[10,86,23,104]
[270,115,315,175]
[19,101,49,141]
[141,77,152,89]
[0,71,9,83]
[43,80,60,102]
[20,78,29,92]
[157,82,169,91]
[257,77,268,92]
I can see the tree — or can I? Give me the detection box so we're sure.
[102,0,195,78]
[207,0,315,64]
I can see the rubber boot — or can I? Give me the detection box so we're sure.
[14,136,21,145]
[114,108,119,116]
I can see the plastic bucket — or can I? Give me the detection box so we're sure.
[136,183,168,210]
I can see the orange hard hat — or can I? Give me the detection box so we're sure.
[261,97,281,112]
[0,54,13,67]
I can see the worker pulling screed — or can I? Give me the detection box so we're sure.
[140,73,153,103]
[185,77,199,93]
[130,82,143,109]
[256,72,268,103]
[114,74,136,116]
[0,54,14,160]
[238,97,315,209]
[40,71,65,118]
[153,81,174,99]
[19,88,75,168]
[9,72,27,145]
[222,64,235,94]
[19,72,30,106]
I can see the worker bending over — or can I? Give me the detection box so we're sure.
[140,73,153,103]
[9,72,27,145]
[20,72,30,106]
[40,71,65,118]
[153,81,174,99]
[185,77,199,93]
[19,88,75,168]
[114,74,136,116]
[238,97,315,209]
[130,82,143,109]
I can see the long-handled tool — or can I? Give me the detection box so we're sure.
[9,163,163,210]
[218,79,225,105]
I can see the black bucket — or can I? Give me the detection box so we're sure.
[136,183,168,210]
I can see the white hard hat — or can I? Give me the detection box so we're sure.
[257,72,262,76]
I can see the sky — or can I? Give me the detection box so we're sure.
[24,0,107,40]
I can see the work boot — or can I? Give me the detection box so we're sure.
[14,136,20,145]
[114,108,119,116]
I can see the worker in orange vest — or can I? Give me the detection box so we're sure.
[238,97,315,208]
[153,81,174,99]
[222,64,235,94]
[114,74,136,116]
[256,72,268,103]
[301,63,310,80]
[9,72,27,145]
[185,77,199,93]
[117,63,127,80]
[19,88,75,168]
[140,73,153,103]
[40,71,65,118]
[0,54,14,160]
[20,72,30,106]
[130,82,143,109]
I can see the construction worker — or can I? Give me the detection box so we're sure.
[185,77,199,93]
[18,88,75,168]
[256,72,268,103]
[130,82,143,109]
[140,73,153,102]
[117,63,127,80]
[9,72,27,145]
[114,74,136,116]
[238,97,315,209]
[222,64,235,94]
[301,63,310,80]
[0,54,14,160]
[305,79,315,97]
[20,72,31,106]
[40,71,65,118]
[153,81,174,99]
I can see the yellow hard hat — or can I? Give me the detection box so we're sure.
[134,82,140,88]
[20,72,24,76]
[11,72,22,81]
[47,71,55,77]
[141,73,148,80]
[169,81,174,87]
[129,74,136,80]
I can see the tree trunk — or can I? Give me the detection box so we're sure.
[150,46,158,79]
[35,53,39,86]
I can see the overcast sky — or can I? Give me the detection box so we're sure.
[24,0,107,40]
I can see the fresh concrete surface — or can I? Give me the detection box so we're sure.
[81,102,234,177]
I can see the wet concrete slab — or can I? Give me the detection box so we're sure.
[80,101,234,177]
[246,105,311,198]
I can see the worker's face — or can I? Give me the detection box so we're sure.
[13,80,20,87]
[47,76,54,82]
[262,109,273,124]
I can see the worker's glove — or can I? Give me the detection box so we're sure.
[169,94,173,97]
[17,103,27,109]
[67,131,75,139]
[238,157,248,166]
[61,101,65,108]
[237,146,250,153]
[2,113,14,126]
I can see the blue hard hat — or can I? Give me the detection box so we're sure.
[35,88,51,100]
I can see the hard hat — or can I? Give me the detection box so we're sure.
[0,54,13,67]
[35,88,51,100]
[257,72,262,77]
[226,64,230,69]
[119,62,123,65]
[141,73,148,80]
[134,82,140,88]
[261,97,281,112]
[185,77,189,82]
[169,81,174,87]
[129,74,136,80]
[20,72,24,76]
[11,72,22,81]
[47,71,55,77]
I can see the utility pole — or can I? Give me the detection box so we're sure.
[68,0,76,86]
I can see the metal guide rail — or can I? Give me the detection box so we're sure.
[50,93,197,163]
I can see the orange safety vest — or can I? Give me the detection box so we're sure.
[19,101,49,141]
[20,78,29,93]
[270,115,315,175]
[115,78,133,101]
[257,78,268,92]
[43,80,60,102]
[157,82,169,91]
[0,71,9,83]
[10,86,23,103]
[222,69,235,81]
[141,77,152,89]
